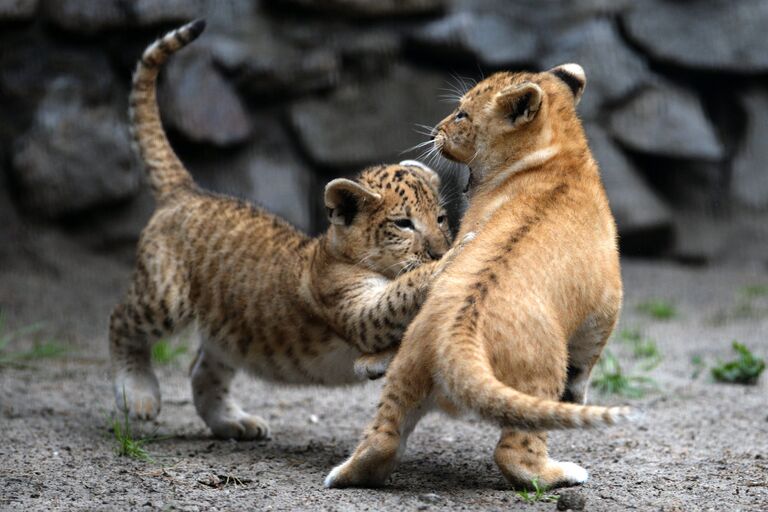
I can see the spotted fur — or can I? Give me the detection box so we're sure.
[326,64,629,490]
[110,21,458,440]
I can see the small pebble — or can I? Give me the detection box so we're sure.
[557,490,587,511]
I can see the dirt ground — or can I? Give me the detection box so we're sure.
[1,233,767,511]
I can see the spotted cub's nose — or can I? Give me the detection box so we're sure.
[427,244,445,261]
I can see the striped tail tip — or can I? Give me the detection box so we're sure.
[604,405,636,425]
[186,18,206,39]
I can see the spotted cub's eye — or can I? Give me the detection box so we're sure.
[454,111,468,121]
[437,214,446,224]
[393,218,414,229]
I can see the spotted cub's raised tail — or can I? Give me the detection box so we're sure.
[437,340,634,431]
[129,19,206,200]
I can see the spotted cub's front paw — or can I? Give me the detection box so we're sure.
[433,231,476,277]
[354,348,397,380]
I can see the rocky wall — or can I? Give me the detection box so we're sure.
[1,0,767,266]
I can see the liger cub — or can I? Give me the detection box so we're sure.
[325,64,631,490]
[110,20,460,440]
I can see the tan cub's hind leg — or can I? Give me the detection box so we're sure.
[494,430,588,490]
[325,352,432,488]
[191,348,270,440]
[563,313,618,404]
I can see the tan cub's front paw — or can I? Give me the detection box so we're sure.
[208,412,271,440]
[114,373,161,421]
[354,348,397,380]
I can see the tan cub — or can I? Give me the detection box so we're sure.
[110,20,458,440]
[325,64,630,490]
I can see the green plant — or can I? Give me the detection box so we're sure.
[151,339,187,365]
[516,477,558,503]
[591,351,657,398]
[690,355,705,379]
[618,328,662,369]
[711,342,765,385]
[112,388,153,462]
[739,285,768,299]
[112,411,152,462]
[709,284,768,325]
[0,314,67,367]
[636,299,676,320]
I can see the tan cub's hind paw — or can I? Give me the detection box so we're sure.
[324,456,392,489]
[501,460,589,490]
[114,373,161,421]
[208,412,271,440]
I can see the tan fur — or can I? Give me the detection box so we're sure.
[325,64,629,490]
[110,21,458,440]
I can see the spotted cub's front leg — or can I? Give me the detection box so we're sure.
[349,232,476,380]
[191,347,270,440]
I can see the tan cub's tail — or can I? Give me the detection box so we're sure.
[436,335,633,430]
[129,19,205,200]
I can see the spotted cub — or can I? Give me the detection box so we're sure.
[110,20,462,440]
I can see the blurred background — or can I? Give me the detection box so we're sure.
[1,0,768,331]
[1,3,767,508]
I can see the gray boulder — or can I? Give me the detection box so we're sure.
[0,0,38,21]
[585,124,673,252]
[608,84,724,161]
[159,48,252,146]
[11,79,142,218]
[278,0,445,18]
[42,0,203,32]
[409,11,538,68]
[206,33,339,98]
[540,19,651,119]
[0,35,115,108]
[623,0,768,73]
[732,89,768,210]
[189,117,315,233]
[290,66,450,170]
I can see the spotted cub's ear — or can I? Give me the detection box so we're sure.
[548,63,586,105]
[399,160,441,192]
[494,82,543,126]
[324,179,382,226]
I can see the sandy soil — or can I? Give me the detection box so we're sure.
[1,235,767,511]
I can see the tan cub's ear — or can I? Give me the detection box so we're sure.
[548,63,586,105]
[494,82,543,126]
[399,160,441,192]
[324,178,382,226]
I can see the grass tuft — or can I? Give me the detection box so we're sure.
[636,299,676,320]
[151,339,187,366]
[690,355,705,379]
[112,410,153,462]
[619,328,662,370]
[0,313,68,367]
[711,342,765,385]
[591,351,657,398]
[516,477,558,503]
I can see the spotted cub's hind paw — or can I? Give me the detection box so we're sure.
[114,373,161,421]
[354,348,397,380]
[209,413,271,440]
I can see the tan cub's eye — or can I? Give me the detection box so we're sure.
[454,111,468,122]
[393,218,414,229]
[437,214,446,224]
